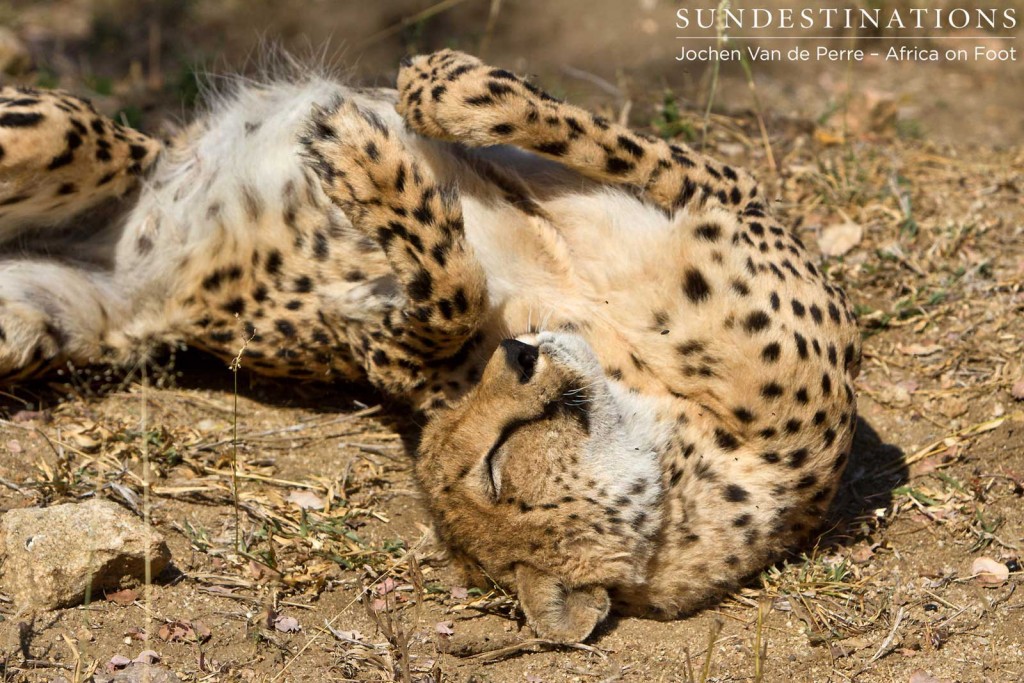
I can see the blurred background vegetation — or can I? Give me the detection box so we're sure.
[0,0,1021,144]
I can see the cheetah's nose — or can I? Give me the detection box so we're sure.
[500,339,538,384]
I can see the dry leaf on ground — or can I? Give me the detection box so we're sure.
[273,615,301,633]
[818,222,863,257]
[971,557,1009,587]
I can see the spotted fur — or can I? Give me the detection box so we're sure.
[0,51,860,642]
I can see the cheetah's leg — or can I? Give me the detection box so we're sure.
[0,259,126,382]
[302,99,487,397]
[397,50,762,217]
[0,87,161,242]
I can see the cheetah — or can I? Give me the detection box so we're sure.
[0,50,860,642]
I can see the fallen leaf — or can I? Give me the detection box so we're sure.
[972,557,1009,586]
[435,621,454,636]
[450,586,469,600]
[133,650,160,664]
[909,671,952,683]
[273,615,301,633]
[5,439,21,454]
[899,343,943,357]
[375,577,398,595]
[106,589,139,606]
[818,222,863,257]
[285,490,325,510]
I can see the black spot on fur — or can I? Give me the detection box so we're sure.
[408,269,433,302]
[733,513,752,527]
[724,484,749,503]
[796,474,818,490]
[761,342,781,363]
[743,310,771,334]
[682,268,712,304]
[222,298,246,315]
[129,143,148,160]
[535,141,568,156]
[733,407,755,424]
[294,276,313,293]
[47,150,74,170]
[616,135,645,158]
[787,448,809,468]
[265,250,283,276]
[605,156,634,175]
[676,340,706,356]
[794,332,809,359]
[714,428,740,451]
[0,112,44,127]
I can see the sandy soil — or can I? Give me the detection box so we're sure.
[1,2,1023,681]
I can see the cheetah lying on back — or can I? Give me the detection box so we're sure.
[0,50,860,641]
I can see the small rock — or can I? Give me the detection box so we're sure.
[971,557,1009,587]
[285,490,325,510]
[107,655,132,671]
[0,499,170,610]
[909,671,953,683]
[96,664,178,683]
[818,222,863,258]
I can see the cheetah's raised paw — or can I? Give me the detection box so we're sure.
[397,49,558,148]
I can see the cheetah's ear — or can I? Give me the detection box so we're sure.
[514,564,610,643]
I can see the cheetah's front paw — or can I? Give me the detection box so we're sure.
[397,49,554,147]
[0,300,65,381]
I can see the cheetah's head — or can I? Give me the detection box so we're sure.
[417,332,666,642]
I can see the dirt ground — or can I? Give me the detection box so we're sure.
[1,2,1023,681]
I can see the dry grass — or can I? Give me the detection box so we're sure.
[2,4,1024,679]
